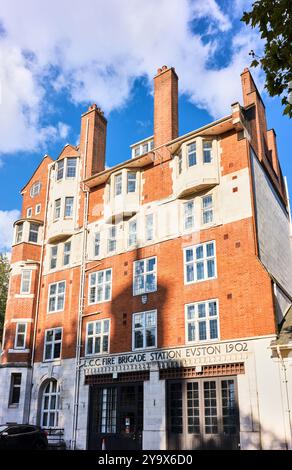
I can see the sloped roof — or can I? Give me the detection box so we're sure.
[272,306,292,346]
[20,154,54,193]
[57,144,80,160]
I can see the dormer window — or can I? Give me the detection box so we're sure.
[131,138,154,158]
[30,181,41,198]
[187,142,197,167]
[56,158,78,181]
[66,158,77,178]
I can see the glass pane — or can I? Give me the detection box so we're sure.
[134,330,143,349]
[198,303,206,318]
[170,383,183,433]
[147,257,156,272]
[199,321,207,340]
[185,249,193,262]
[196,245,204,259]
[207,259,215,278]
[187,305,195,320]
[86,337,93,355]
[186,264,194,282]
[209,301,217,316]
[94,337,101,354]
[196,262,204,280]
[146,327,156,347]
[210,319,218,339]
[188,322,195,342]
[206,242,214,257]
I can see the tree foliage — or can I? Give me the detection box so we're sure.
[242,0,292,117]
[0,254,10,342]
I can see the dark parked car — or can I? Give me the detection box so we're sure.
[0,424,48,450]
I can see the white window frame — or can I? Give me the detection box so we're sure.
[127,172,137,193]
[48,281,66,313]
[94,232,100,257]
[184,241,217,285]
[107,226,117,253]
[30,181,41,198]
[128,219,137,247]
[187,142,197,167]
[56,160,64,181]
[14,322,27,350]
[43,327,63,361]
[64,197,74,218]
[26,207,32,218]
[41,380,60,428]
[133,256,157,296]
[203,141,213,163]
[15,223,23,244]
[35,204,41,215]
[185,299,220,343]
[66,158,77,178]
[63,241,71,266]
[132,310,157,351]
[145,213,154,242]
[28,223,39,243]
[183,200,195,230]
[54,199,61,220]
[20,269,32,294]
[50,246,58,270]
[202,194,214,225]
[85,319,110,356]
[178,151,183,175]
[114,173,122,196]
[88,268,112,305]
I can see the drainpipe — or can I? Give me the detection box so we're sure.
[27,161,53,423]
[276,345,292,449]
[71,119,90,450]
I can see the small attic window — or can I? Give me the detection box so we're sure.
[30,181,41,198]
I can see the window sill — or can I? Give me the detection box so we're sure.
[184,276,217,286]
[8,349,30,353]
[15,294,35,299]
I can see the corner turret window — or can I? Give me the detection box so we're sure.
[15,223,23,244]
[28,223,39,243]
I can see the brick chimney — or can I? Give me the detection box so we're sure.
[154,65,179,147]
[80,104,107,178]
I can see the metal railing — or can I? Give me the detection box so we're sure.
[44,428,66,450]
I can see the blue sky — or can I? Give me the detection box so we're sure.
[0,0,291,251]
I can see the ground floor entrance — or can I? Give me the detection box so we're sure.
[167,376,240,449]
[88,382,143,450]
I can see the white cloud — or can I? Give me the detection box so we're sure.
[58,122,70,140]
[0,0,264,157]
[0,209,20,251]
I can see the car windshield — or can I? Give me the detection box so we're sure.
[0,425,7,432]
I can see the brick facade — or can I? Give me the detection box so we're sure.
[1,66,291,451]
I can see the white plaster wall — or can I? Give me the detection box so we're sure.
[26,359,89,449]
[251,151,292,298]
[143,367,166,450]
[0,367,32,424]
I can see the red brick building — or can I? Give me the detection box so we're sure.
[1,66,292,450]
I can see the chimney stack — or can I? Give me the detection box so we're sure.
[80,104,107,178]
[154,66,179,147]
